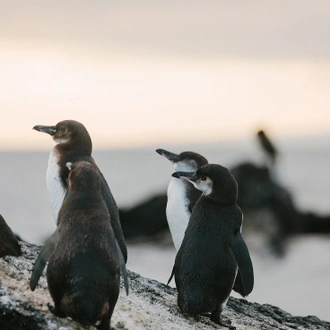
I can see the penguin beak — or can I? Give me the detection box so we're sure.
[156,149,180,162]
[33,125,57,136]
[172,171,197,182]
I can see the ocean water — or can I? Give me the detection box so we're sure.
[0,136,330,321]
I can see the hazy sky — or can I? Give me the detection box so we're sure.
[1,0,330,150]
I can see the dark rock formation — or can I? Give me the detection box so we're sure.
[1,241,329,329]
[119,195,168,242]
[230,162,296,256]
[257,129,278,166]
[0,214,22,258]
[231,161,330,256]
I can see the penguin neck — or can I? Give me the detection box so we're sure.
[202,191,236,205]
[168,177,192,198]
[49,140,93,198]
[54,139,93,170]
[55,138,92,158]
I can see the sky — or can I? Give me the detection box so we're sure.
[1,0,330,150]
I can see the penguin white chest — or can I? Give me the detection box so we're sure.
[166,178,190,251]
[46,148,66,222]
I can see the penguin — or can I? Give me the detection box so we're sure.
[46,161,122,330]
[30,120,127,290]
[157,149,246,296]
[0,214,21,258]
[170,164,254,329]
[156,149,208,250]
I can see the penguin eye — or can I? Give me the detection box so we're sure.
[200,175,207,181]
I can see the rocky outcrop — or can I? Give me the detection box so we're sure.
[0,214,21,258]
[1,242,329,330]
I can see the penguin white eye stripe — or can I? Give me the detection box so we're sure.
[192,177,213,195]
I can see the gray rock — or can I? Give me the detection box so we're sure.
[0,241,329,330]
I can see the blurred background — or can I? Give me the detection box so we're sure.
[1,0,330,323]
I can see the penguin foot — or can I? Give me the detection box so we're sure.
[210,310,236,329]
[47,303,65,318]
[96,322,111,330]
[96,314,111,330]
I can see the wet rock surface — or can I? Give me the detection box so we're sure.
[1,241,329,330]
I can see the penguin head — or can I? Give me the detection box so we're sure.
[66,160,100,193]
[173,164,238,204]
[156,149,208,172]
[34,120,91,144]
[33,120,92,156]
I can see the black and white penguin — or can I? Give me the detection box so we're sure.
[32,120,126,260]
[170,164,254,329]
[156,149,208,250]
[30,120,127,290]
[46,161,122,330]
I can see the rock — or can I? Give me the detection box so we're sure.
[119,195,168,242]
[1,242,329,330]
[0,214,22,258]
[256,129,278,167]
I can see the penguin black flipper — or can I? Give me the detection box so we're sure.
[167,265,175,285]
[231,231,254,296]
[30,229,60,291]
[232,270,245,296]
[99,171,127,263]
[115,240,129,295]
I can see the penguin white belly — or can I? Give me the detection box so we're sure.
[46,149,66,222]
[166,178,190,251]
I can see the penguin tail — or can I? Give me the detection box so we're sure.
[62,293,109,327]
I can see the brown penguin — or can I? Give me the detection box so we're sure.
[30,120,127,291]
[32,120,127,260]
[46,161,122,330]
